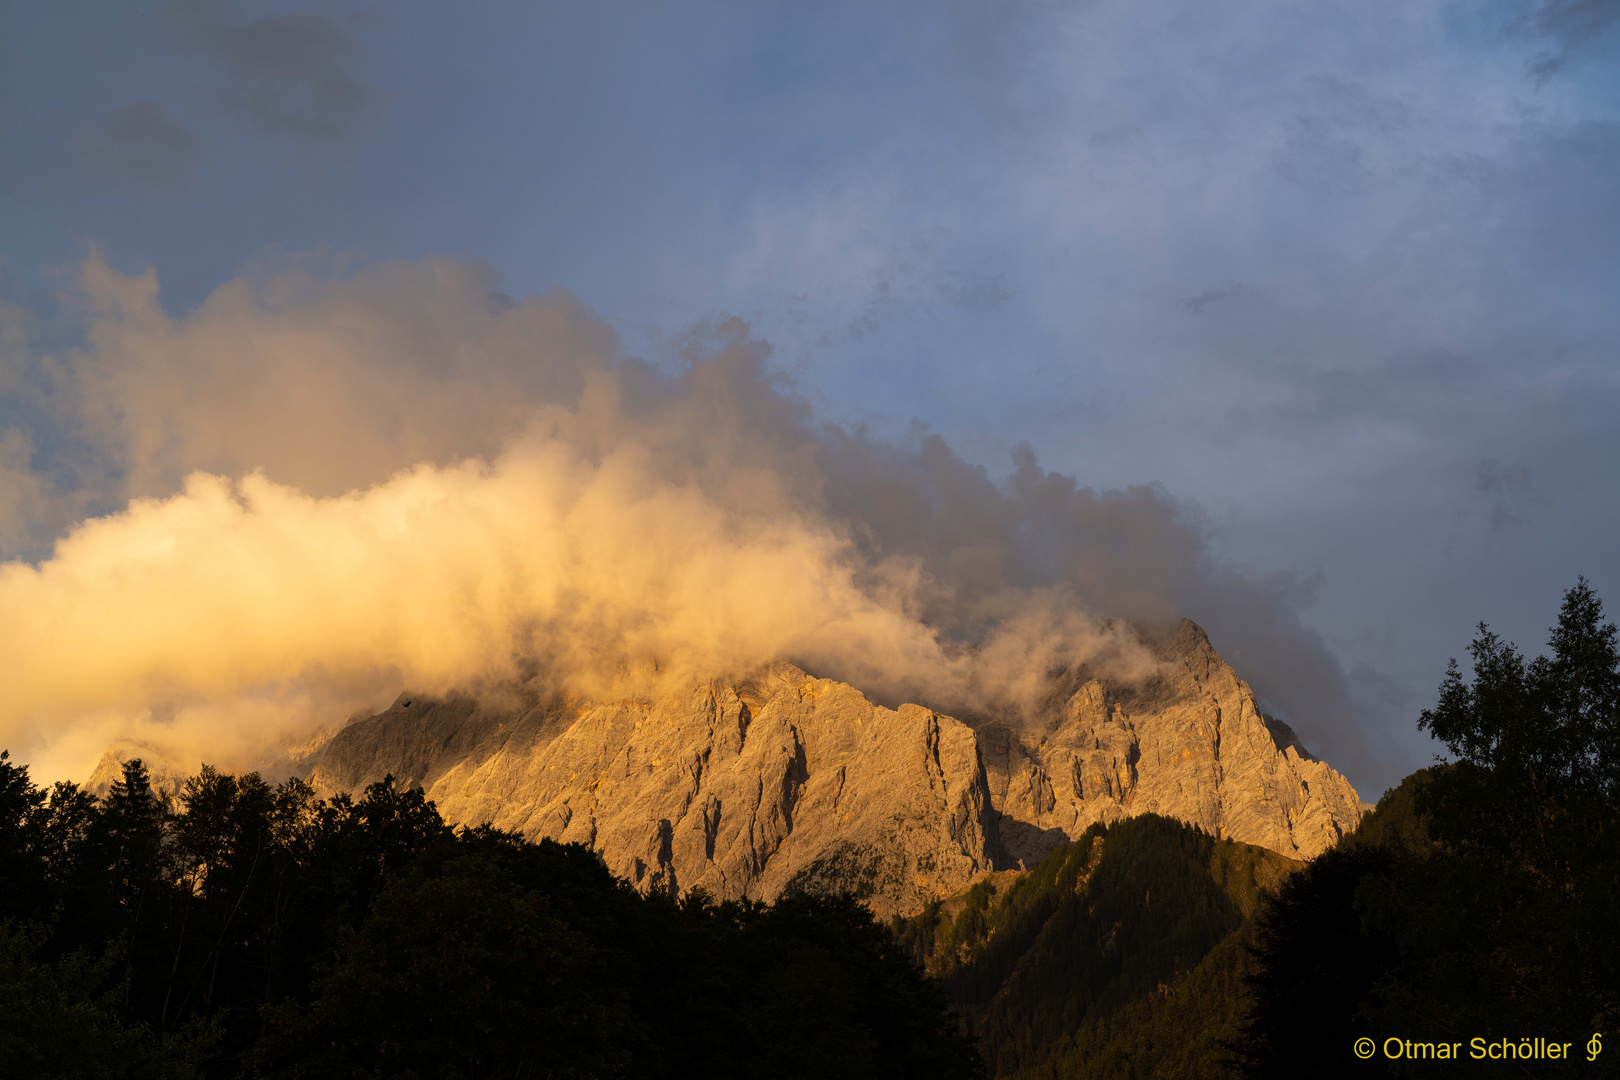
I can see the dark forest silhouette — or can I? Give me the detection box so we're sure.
[0,755,983,1078]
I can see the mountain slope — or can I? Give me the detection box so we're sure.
[982,619,1366,865]
[896,814,1297,1078]
[312,662,995,914]
[304,620,1361,915]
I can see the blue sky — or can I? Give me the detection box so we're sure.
[3,0,1618,794]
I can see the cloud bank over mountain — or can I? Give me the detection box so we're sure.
[0,253,1386,787]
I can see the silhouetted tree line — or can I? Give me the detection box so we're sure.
[1236,580,1620,1078]
[0,757,984,1079]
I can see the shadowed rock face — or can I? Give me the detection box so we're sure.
[305,620,1365,915]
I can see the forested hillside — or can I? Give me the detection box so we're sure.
[894,814,1294,1079]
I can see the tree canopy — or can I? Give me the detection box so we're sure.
[0,754,984,1079]
[1238,580,1620,1077]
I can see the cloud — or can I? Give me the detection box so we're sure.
[0,429,57,551]
[1513,0,1620,80]
[1474,456,1548,530]
[160,0,386,145]
[63,247,611,501]
[76,101,201,188]
[1181,286,1247,315]
[2,253,1382,790]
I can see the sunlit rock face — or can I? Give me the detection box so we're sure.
[307,620,1365,915]
[309,663,995,916]
[86,741,192,804]
[979,620,1368,868]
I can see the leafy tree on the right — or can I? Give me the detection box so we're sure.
[1403,580,1619,1041]
[1238,580,1620,1078]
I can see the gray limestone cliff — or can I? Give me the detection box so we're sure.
[304,619,1364,914]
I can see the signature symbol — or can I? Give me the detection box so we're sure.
[1354,1038,1375,1059]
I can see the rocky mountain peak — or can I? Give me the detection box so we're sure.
[297,625,1364,915]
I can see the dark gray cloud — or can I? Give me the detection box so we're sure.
[1181,286,1246,314]
[76,101,200,187]
[936,271,1012,312]
[1474,457,1547,531]
[814,427,1386,781]
[1514,0,1620,79]
[160,0,385,144]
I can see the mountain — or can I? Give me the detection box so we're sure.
[85,741,192,803]
[306,619,1365,914]
[980,619,1366,866]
